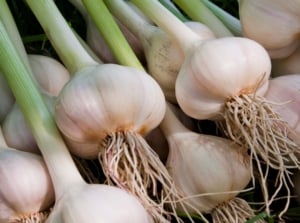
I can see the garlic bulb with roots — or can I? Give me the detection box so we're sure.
[160,104,258,223]
[175,36,300,217]
[130,0,300,218]
[105,0,215,103]
[0,127,54,223]
[54,64,185,222]
[238,0,300,59]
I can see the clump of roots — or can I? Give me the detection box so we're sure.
[10,211,50,223]
[212,197,265,223]
[98,131,203,223]
[219,94,300,218]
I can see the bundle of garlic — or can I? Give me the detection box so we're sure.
[130,0,300,218]
[24,0,187,221]
[160,103,262,223]
[0,14,153,223]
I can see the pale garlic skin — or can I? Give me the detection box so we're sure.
[46,184,153,223]
[264,74,300,142]
[2,93,56,154]
[175,37,271,120]
[166,132,251,213]
[238,0,300,59]
[0,148,54,223]
[28,54,71,97]
[55,64,166,145]
[145,21,216,103]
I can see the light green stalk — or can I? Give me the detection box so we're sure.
[25,0,98,74]
[158,0,189,22]
[130,0,201,53]
[82,0,144,70]
[202,0,242,36]
[0,20,84,199]
[173,0,234,37]
[0,0,31,70]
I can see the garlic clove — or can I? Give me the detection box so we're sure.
[0,147,54,222]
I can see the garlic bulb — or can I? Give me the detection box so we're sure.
[46,184,153,223]
[160,104,258,223]
[55,64,165,143]
[144,21,215,103]
[0,127,54,223]
[2,93,56,154]
[238,0,300,59]
[28,54,71,96]
[176,37,271,120]
[55,64,185,222]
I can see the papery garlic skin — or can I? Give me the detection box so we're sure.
[166,132,251,213]
[55,64,166,144]
[28,54,71,96]
[176,37,271,120]
[146,21,215,103]
[238,0,300,59]
[0,148,54,223]
[264,74,300,138]
[46,184,153,223]
[2,93,56,154]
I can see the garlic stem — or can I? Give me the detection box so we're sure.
[0,0,31,70]
[173,0,234,37]
[160,103,189,136]
[105,0,152,42]
[82,0,144,70]
[130,0,201,52]
[202,0,242,36]
[158,0,189,22]
[68,0,87,17]
[25,0,98,74]
[0,20,84,199]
